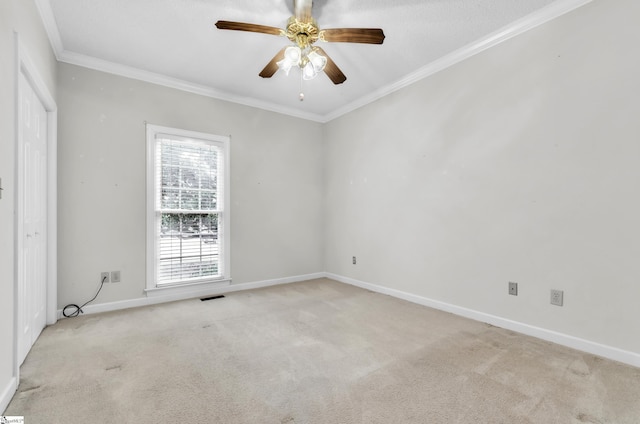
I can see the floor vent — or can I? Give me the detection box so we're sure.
[200,295,225,302]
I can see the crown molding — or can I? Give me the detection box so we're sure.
[322,0,594,122]
[34,0,63,59]
[36,0,593,123]
[56,50,325,122]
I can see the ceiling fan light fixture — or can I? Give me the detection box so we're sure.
[307,50,327,73]
[284,46,302,63]
[276,59,294,76]
[302,61,318,80]
[277,46,302,75]
[302,50,327,80]
[277,45,326,80]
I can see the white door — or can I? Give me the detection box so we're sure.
[17,72,48,365]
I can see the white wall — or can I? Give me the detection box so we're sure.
[56,63,324,309]
[324,0,640,357]
[0,0,57,412]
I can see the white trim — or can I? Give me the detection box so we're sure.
[34,0,63,59]
[11,31,21,413]
[13,32,59,403]
[145,124,231,291]
[58,50,325,123]
[221,135,231,278]
[322,0,594,122]
[326,273,640,369]
[228,272,325,291]
[0,376,18,415]
[16,37,58,328]
[57,272,325,318]
[144,279,231,297]
[35,0,592,123]
[46,105,58,327]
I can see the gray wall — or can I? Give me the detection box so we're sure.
[324,0,640,354]
[0,0,57,411]
[56,63,324,308]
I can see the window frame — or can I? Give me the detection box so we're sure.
[145,124,231,292]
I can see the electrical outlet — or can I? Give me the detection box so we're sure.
[111,271,121,283]
[508,282,518,296]
[101,272,110,283]
[550,289,564,306]
[352,256,356,265]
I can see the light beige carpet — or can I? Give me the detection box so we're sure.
[6,278,640,423]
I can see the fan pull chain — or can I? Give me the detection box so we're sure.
[299,71,304,101]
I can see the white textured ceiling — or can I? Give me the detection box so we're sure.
[36,0,583,121]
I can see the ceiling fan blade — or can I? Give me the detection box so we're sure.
[215,20,283,36]
[315,47,346,84]
[294,0,313,22]
[321,28,385,44]
[259,47,287,78]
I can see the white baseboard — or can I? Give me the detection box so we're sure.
[0,376,17,414]
[57,272,326,319]
[53,270,639,368]
[218,272,326,291]
[326,273,640,369]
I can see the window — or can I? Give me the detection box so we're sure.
[146,124,230,290]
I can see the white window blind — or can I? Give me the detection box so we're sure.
[146,125,230,289]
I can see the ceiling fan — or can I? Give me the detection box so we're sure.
[215,0,385,87]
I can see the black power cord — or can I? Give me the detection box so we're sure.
[62,275,107,318]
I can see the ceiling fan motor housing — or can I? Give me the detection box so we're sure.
[285,17,322,49]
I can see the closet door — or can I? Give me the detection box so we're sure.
[17,72,48,365]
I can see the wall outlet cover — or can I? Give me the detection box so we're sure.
[551,289,564,306]
[509,282,518,296]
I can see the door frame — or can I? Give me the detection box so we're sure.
[13,32,58,380]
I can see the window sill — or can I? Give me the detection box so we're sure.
[144,278,231,298]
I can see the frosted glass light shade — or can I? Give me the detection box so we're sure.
[277,59,294,75]
[277,46,302,76]
[302,61,317,80]
[307,51,327,73]
[284,46,302,63]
